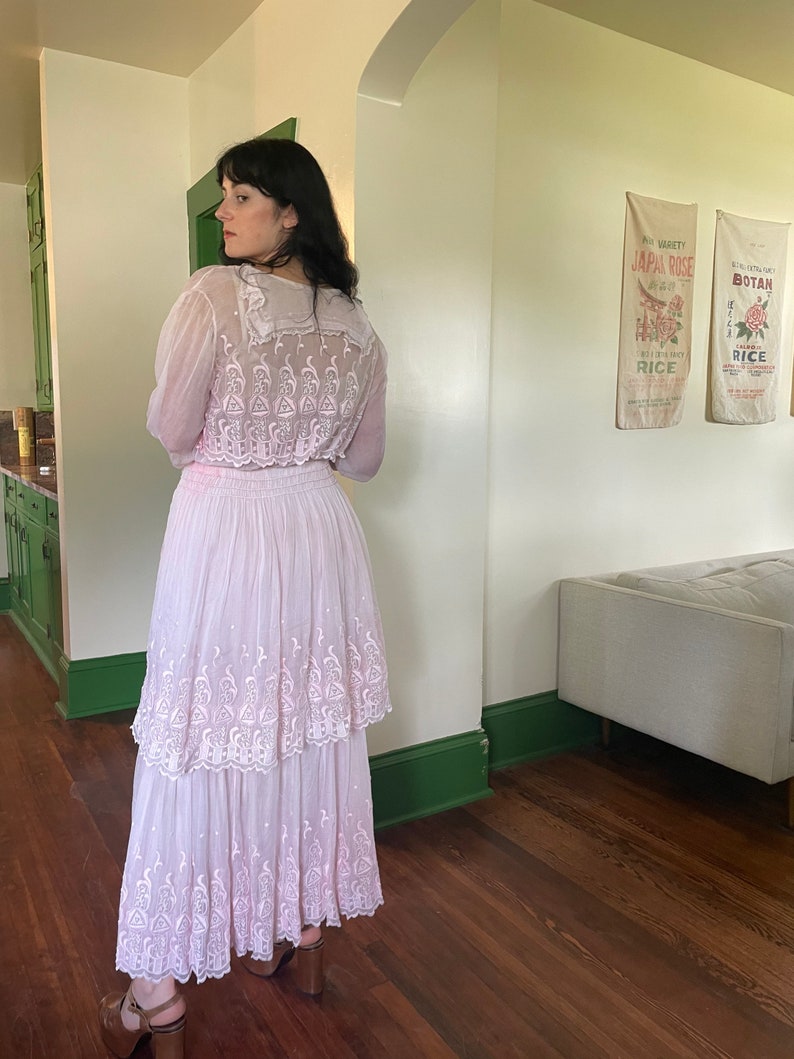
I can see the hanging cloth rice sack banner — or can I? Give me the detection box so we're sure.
[616,192,698,429]
[709,211,789,424]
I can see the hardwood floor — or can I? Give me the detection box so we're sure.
[2,612,793,1058]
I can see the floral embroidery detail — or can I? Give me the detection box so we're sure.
[133,625,390,777]
[195,269,377,469]
[116,758,384,984]
[117,839,382,982]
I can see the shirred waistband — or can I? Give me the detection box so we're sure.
[179,460,336,497]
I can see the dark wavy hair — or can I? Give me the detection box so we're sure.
[216,138,358,298]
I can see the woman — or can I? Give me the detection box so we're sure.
[99,137,390,1059]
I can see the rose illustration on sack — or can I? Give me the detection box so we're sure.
[744,298,767,332]
[736,296,769,341]
[657,316,678,343]
[656,292,684,346]
[635,279,684,346]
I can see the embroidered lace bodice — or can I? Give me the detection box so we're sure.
[147,265,387,481]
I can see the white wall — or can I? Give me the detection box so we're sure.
[355,0,499,753]
[485,0,794,705]
[0,181,36,580]
[188,0,410,241]
[40,50,189,659]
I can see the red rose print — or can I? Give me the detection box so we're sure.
[657,316,677,342]
[744,298,767,333]
[668,295,684,312]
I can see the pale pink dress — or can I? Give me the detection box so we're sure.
[115,264,390,984]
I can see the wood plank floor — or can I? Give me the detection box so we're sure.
[2,612,794,1058]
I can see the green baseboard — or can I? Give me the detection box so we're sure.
[56,650,147,720]
[369,694,598,830]
[0,578,9,613]
[370,728,492,830]
[481,690,599,770]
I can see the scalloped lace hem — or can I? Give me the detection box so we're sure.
[115,903,383,985]
[133,709,391,780]
[192,451,348,471]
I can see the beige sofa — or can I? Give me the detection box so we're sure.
[558,549,794,826]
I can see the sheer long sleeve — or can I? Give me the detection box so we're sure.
[146,287,217,467]
[333,342,387,483]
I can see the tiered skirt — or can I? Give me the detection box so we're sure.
[115,462,389,984]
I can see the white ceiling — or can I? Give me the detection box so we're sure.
[1,0,793,185]
[536,0,794,98]
[0,0,264,184]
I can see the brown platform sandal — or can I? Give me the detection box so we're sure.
[295,938,325,996]
[98,987,186,1059]
[239,940,296,978]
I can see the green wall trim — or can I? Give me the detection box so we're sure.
[481,690,599,770]
[369,728,492,831]
[56,650,146,720]
[0,577,9,613]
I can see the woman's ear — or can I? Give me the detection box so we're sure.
[282,203,299,230]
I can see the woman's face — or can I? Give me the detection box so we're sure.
[215,177,297,263]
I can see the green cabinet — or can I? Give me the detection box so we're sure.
[30,243,52,410]
[26,165,53,413]
[3,474,62,677]
[26,166,44,253]
[4,500,23,613]
[26,518,49,646]
[45,513,63,653]
[15,503,32,625]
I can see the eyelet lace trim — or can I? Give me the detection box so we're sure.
[132,628,390,778]
[195,273,377,469]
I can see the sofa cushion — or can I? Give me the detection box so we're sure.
[615,559,794,625]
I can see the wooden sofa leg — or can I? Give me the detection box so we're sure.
[788,777,794,830]
[601,718,611,749]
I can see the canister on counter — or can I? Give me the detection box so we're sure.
[13,406,35,466]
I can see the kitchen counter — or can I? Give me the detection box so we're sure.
[1,462,58,501]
